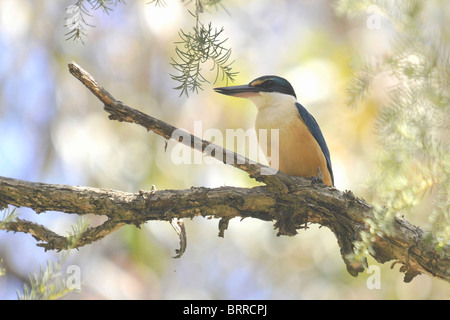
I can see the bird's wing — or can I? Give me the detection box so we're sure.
[295,102,334,185]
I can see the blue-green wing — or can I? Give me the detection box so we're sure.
[295,102,334,185]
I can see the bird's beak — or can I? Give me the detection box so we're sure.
[214,84,260,98]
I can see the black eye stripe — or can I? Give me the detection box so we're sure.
[261,80,274,88]
[248,76,297,98]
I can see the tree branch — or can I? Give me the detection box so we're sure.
[67,61,294,193]
[0,62,448,283]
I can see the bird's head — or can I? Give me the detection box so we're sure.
[214,75,297,109]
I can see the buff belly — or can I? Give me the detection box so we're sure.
[255,103,332,186]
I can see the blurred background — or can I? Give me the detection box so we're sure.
[0,0,448,299]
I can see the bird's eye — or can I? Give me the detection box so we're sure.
[262,80,274,88]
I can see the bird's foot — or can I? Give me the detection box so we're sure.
[310,176,324,186]
[311,167,324,186]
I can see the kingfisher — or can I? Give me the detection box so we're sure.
[214,75,334,186]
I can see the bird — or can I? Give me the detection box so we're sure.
[214,75,334,186]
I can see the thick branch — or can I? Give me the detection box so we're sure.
[1,175,448,282]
